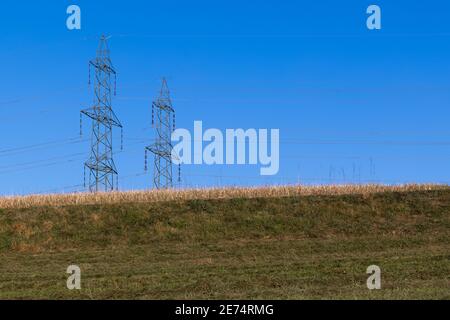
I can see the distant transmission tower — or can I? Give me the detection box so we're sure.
[145,78,180,189]
[80,35,123,192]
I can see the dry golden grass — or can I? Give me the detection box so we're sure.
[0,183,447,209]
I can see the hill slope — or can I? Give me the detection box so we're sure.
[0,186,449,299]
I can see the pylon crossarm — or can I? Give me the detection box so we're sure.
[81,109,122,128]
[148,145,172,158]
[156,102,174,113]
[85,162,118,174]
[89,60,116,75]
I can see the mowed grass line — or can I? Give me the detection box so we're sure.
[0,238,448,299]
[0,188,449,299]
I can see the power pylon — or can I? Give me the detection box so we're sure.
[145,78,180,189]
[80,35,123,192]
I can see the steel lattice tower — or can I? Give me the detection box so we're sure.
[80,35,122,192]
[145,78,179,189]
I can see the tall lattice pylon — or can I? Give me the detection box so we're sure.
[80,35,123,192]
[145,78,179,189]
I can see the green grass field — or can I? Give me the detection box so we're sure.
[0,187,449,299]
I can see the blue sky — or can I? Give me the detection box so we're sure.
[1,0,450,194]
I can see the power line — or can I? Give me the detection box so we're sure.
[0,137,86,157]
[0,152,86,171]
[0,86,86,108]
[0,140,148,177]
[32,184,85,195]
[111,32,450,39]
[0,156,84,176]
[181,172,450,185]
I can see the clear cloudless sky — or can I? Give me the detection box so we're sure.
[1,0,450,195]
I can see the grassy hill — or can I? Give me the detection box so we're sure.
[0,185,448,299]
